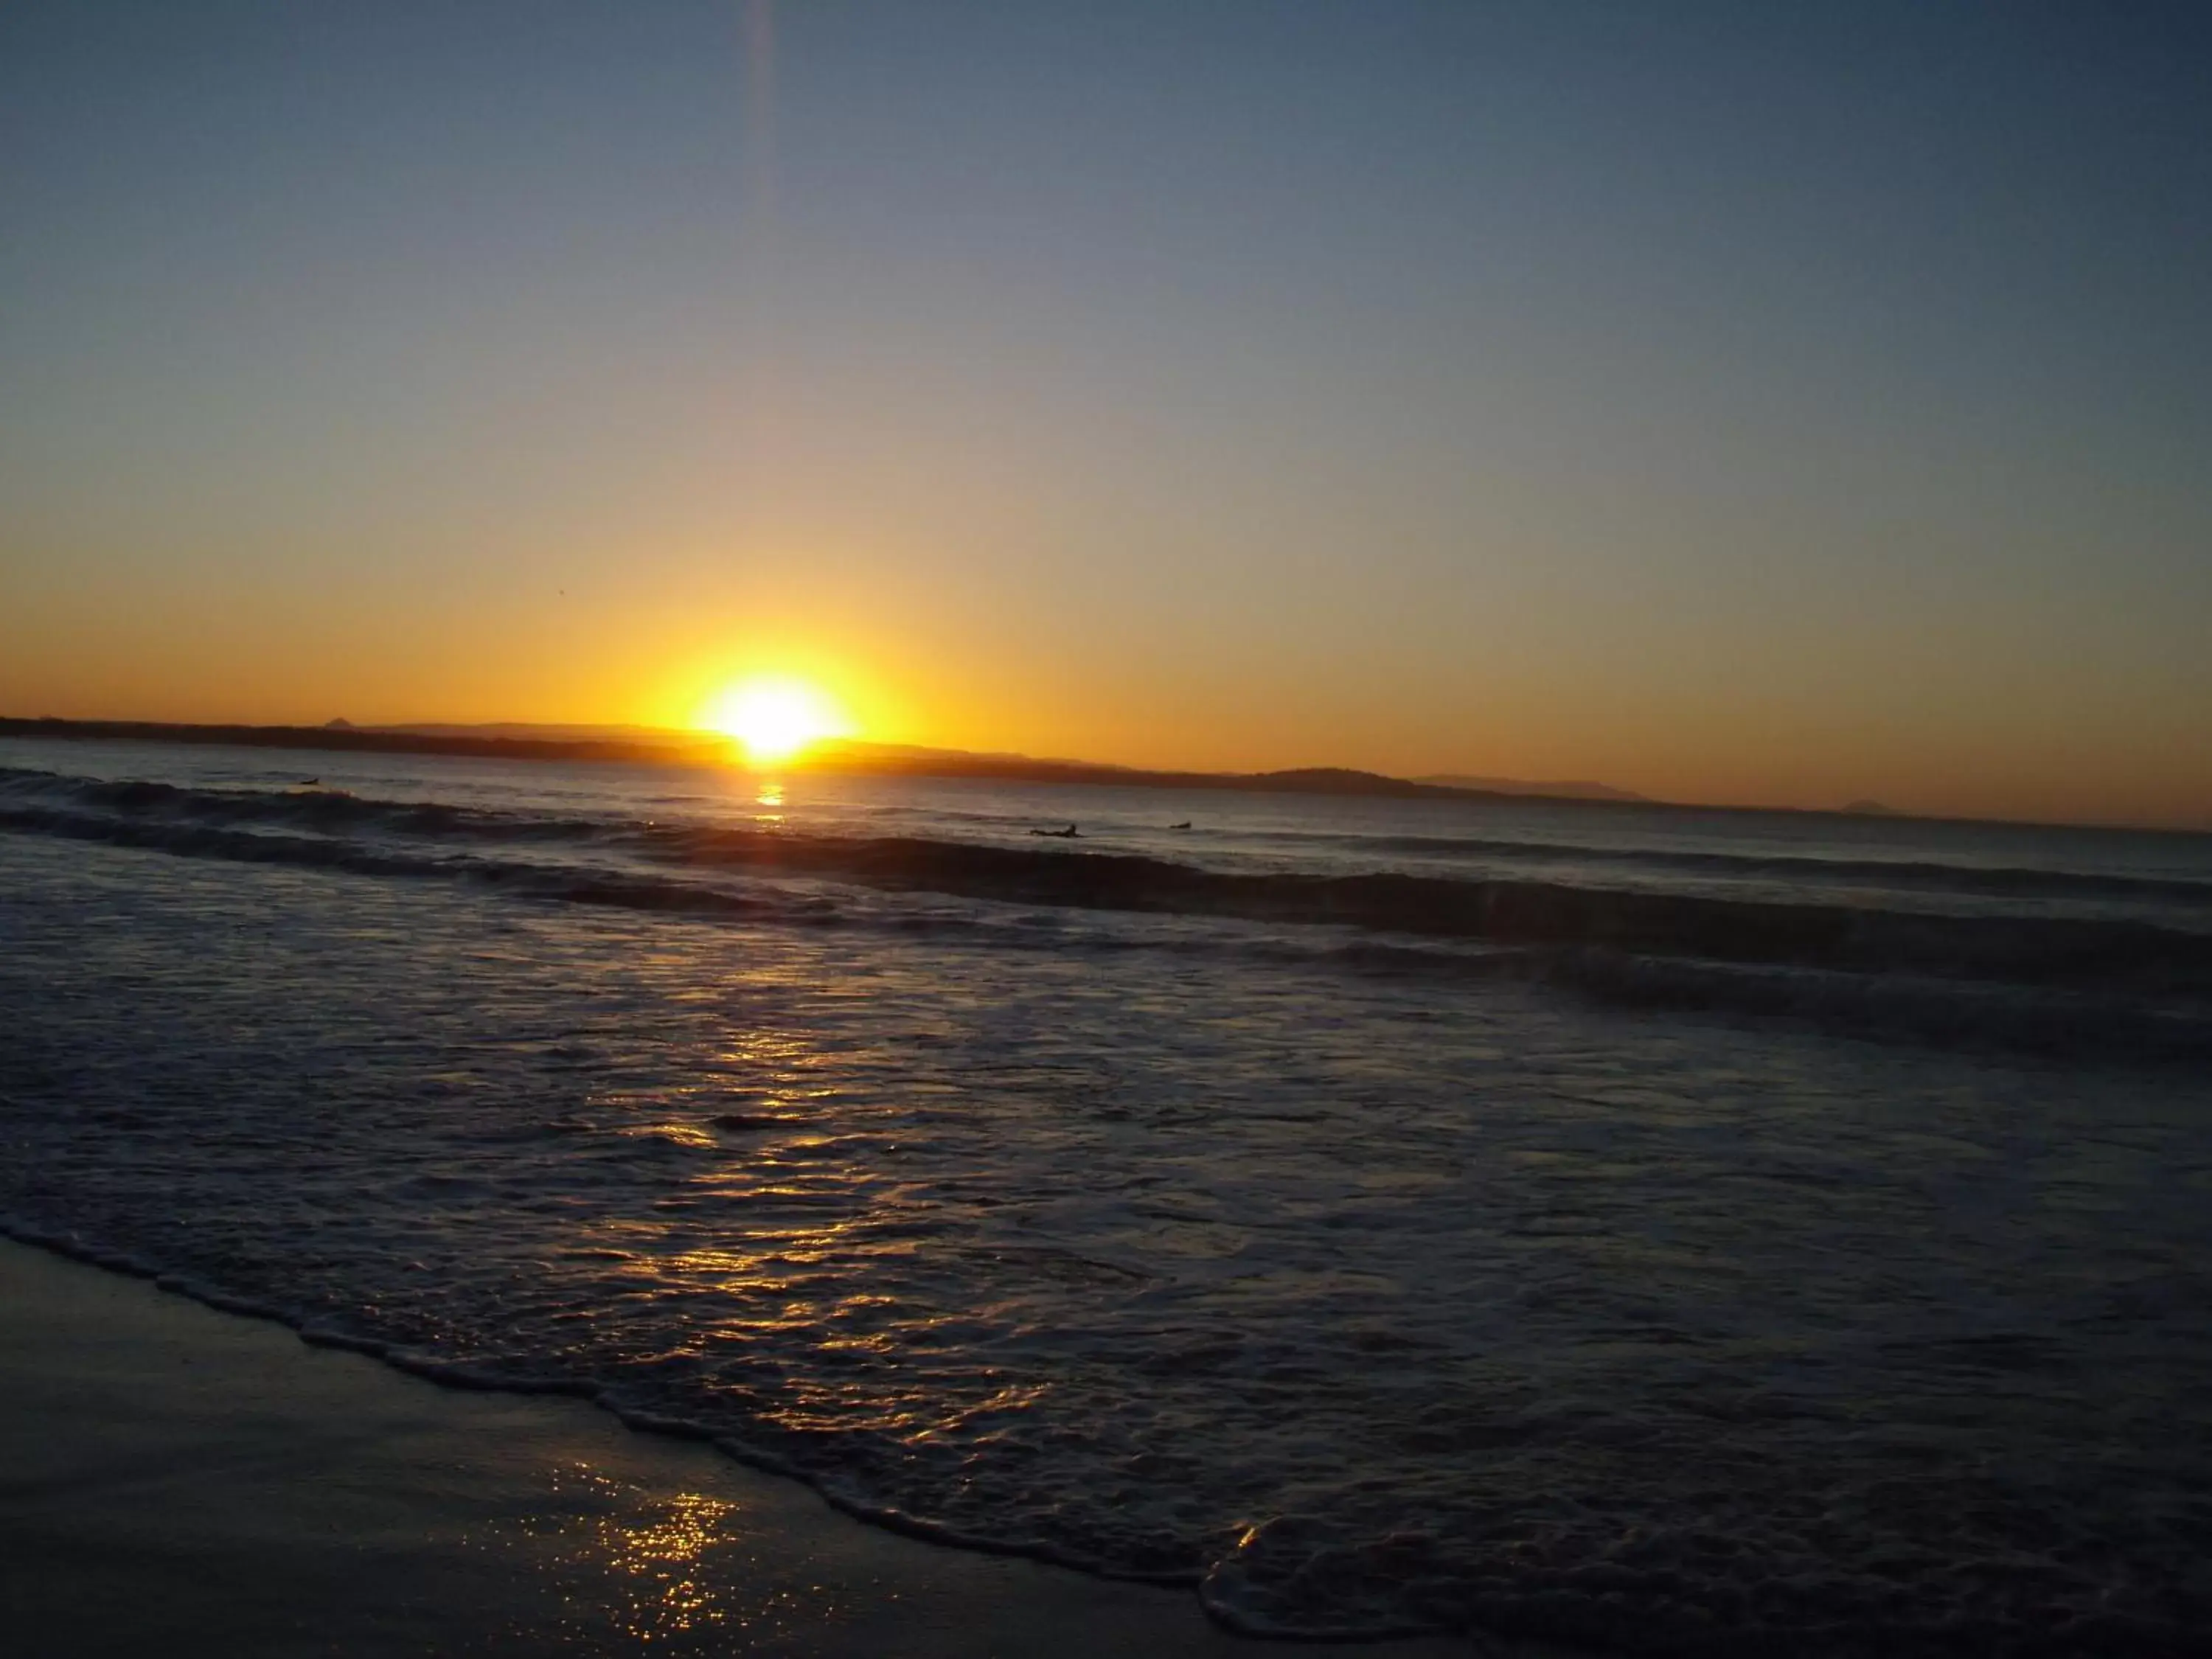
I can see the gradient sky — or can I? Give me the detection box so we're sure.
[3,1,2208,826]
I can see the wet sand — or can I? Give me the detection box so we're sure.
[0,1239,1511,1657]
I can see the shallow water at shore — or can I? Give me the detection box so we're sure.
[4,1240,1480,1659]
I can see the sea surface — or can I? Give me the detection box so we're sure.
[2,736,2208,1652]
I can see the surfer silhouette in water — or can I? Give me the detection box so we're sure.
[1029,824,1081,838]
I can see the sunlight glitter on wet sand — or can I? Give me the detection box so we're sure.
[0,1239,1514,1658]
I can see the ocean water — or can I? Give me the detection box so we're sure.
[2,737,2208,1652]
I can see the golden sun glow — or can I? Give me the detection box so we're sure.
[700,677,851,763]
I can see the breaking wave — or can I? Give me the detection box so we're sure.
[1335,829,2212,907]
[5,765,2208,1013]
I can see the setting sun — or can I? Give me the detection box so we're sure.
[700,678,851,764]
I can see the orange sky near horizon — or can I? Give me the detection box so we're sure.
[5,555,2207,830]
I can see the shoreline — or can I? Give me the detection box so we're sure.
[0,1237,1513,1657]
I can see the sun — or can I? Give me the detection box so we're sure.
[700,678,850,764]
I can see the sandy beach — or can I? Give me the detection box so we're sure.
[0,1239,1509,1658]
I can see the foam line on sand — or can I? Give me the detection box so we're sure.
[0,1239,1519,1657]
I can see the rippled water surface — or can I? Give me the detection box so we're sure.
[3,741,2209,1652]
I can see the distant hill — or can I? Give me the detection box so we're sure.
[1416,773,1647,803]
[0,716,727,769]
[378,720,688,742]
[1840,799,1904,817]
[0,716,1638,810]
[809,750,1571,803]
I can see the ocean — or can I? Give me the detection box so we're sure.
[2,736,2208,1652]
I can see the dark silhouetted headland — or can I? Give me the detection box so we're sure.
[1416,773,1649,803]
[0,717,1649,812]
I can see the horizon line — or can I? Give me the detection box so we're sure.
[4,712,2208,841]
